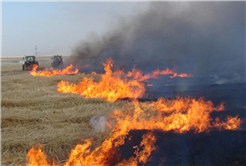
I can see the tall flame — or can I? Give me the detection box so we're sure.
[57,58,146,102]
[30,64,79,77]
[56,58,192,102]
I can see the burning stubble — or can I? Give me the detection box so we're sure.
[26,97,242,166]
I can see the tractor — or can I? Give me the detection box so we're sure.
[22,55,39,71]
[51,55,63,68]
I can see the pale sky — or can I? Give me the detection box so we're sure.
[1,1,149,57]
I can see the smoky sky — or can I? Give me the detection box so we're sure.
[71,1,245,83]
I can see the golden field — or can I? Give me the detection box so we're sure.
[1,56,128,165]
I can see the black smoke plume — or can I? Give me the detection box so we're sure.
[71,1,245,84]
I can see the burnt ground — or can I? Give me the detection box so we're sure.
[143,82,246,129]
[117,82,246,166]
[117,129,246,166]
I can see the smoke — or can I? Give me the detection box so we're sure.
[90,115,108,133]
[71,1,245,84]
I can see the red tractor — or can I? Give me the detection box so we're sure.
[51,55,63,68]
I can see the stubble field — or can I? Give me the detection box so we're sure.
[1,57,128,165]
[1,56,246,166]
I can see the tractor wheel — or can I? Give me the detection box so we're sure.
[22,64,26,71]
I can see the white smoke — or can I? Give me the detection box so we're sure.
[90,115,108,133]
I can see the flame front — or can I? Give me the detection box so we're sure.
[27,58,241,166]
[30,64,79,77]
[57,58,146,102]
[127,67,192,81]
[108,97,240,134]
[56,58,192,102]
[27,96,241,166]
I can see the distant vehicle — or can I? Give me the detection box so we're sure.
[51,55,63,67]
[22,55,39,71]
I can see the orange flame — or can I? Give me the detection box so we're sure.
[170,73,192,78]
[127,67,192,81]
[127,68,174,81]
[57,58,145,102]
[27,97,241,166]
[26,58,241,166]
[26,144,56,166]
[213,115,242,130]
[117,132,156,166]
[56,58,192,102]
[108,97,240,134]
[30,64,79,77]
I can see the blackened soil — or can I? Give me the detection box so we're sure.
[114,129,246,166]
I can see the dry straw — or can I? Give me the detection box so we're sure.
[1,60,128,165]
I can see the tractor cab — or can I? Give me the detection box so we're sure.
[51,55,63,67]
[22,55,39,71]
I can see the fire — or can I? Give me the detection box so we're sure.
[126,67,192,81]
[108,97,240,134]
[26,144,56,166]
[126,68,173,81]
[213,115,242,130]
[170,73,192,78]
[57,58,192,102]
[57,58,146,102]
[26,58,241,166]
[30,64,79,77]
[27,97,242,166]
[116,132,156,166]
